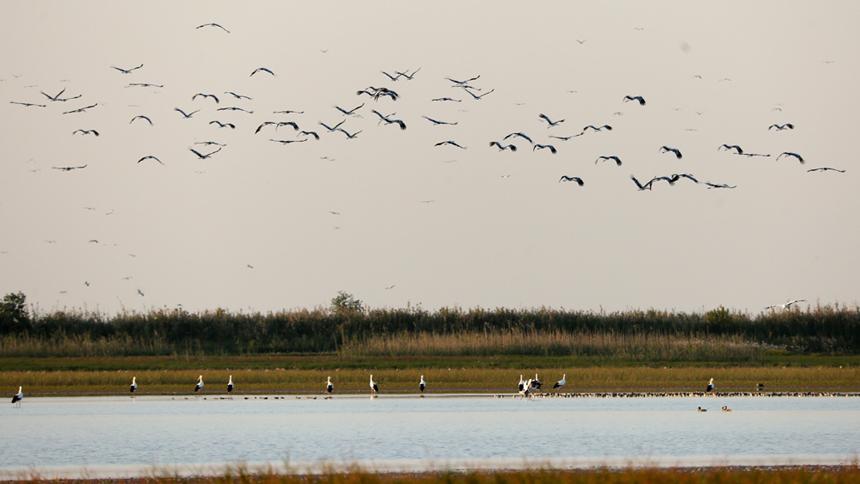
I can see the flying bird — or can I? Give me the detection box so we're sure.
[533,143,558,154]
[209,120,236,129]
[62,103,97,115]
[504,132,534,144]
[336,128,362,139]
[718,144,744,154]
[768,123,794,131]
[371,109,406,129]
[395,67,421,80]
[381,71,404,81]
[549,133,582,141]
[581,124,612,133]
[72,129,99,136]
[489,141,517,151]
[274,109,304,115]
[559,176,584,185]
[111,64,143,74]
[538,113,565,127]
[446,75,480,85]
[127,82,163,88]
[196,23,230,33]
[189,147,222,159]
[269,138,307,145]
[217,106,253,114]
[224,91,252,100]
[807,167,845,173]
[300,130,320,140]
[41,88,81,102]
[435,140,466,149]
[174,108,199,119]
[705,182,737,189]
[137,155,163,165]
[623,95,646,105]
[10,101,46,108]
[335,103,365,116]
[777,152,804,164]
[595,155,622,166]
[765,299,806,310]
[431,97,461,103]
[463,87,494,100]
[130,115,153,125]
[630,175,654,191]
[659,146,683,159]
[52,164,88,171]
[192,93,219,104]
[319,120,346,132]
[423,116,458,126]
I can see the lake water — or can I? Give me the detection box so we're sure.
[1,395,858,478]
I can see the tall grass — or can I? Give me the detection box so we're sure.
[339,330,770,361]
[1,304,858,357]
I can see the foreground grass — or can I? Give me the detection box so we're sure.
[19,466,860,483]
[3,365,857,396]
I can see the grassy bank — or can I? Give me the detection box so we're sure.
[4,365,857,396]
[18,465,860,483]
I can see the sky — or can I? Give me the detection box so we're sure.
[0,1,858,314]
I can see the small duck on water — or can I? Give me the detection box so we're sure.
[697,406,708,412]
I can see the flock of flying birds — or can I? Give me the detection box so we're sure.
[2,20,847,306]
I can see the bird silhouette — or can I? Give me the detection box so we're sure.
[423,116,458,126]
[559,176,584,185]
[533,143,558,154]
[209,120,236,129]
[137,155,163,165]
[52,164,88,171]
[630,175,654,191]
[623,95,646,105]
[196,23,230,33]
[129,115,153,126]
[62,104,97,115]
[319,120,346,132]
[659,146,683,159]
[189,147,222,159]
[111,64,143,74]
[768,123,794,131]
[595,155,622,166]
[504,132,534,144]
[435,140,466,149]
[807,167,845,173]
[489,141,517,151]
[174,108,199,119]
[335,103,365,116]
[538,113,565,127]
[72,129,99,137]
[192,93,219,104]
[250,67,275,77]
[225,91,252,100]
[777,152,804,164]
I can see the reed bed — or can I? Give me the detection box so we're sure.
[18,465,860,483]
[339,331,770,361]
[1,303,858,357]
[3,366,857,396]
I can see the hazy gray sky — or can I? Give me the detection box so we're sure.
[1,1,858,314]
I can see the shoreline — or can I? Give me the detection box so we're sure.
[14,391,860,400]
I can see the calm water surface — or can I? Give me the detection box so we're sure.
[2,396,858,474]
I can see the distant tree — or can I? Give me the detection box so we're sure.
[330,291,364,313]
[0,291,31,334]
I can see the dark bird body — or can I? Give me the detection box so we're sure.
[559,176,584,185]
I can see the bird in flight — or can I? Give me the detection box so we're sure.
[538,113,565,127]
[10,101,46,108]
[533,144,558,154]
[192,93,219,104]
[127,82,164,88]
[111,64,143,74]
[209,120,236,129]
[274,109,304,115]
[595,155,622,166]
[73,129,99,136]
[319,120,346,132]
[189,147,222,159]
[807,167,845,173]
[423,116,458,126]
[768,123,794,131]
[130,115,153,126]
[463,87,494,100]
[52,164,88,171]
[137,155,163,165]
[705,182,737,189]
[269,138,307,145]
[335,103,364,116]
[549,133,583,141]
[659,146,683,159]
[432,97,461,103]
[174,108,199,119]
[446,75,480,85]
[559,176,584,186]
[623,95,646,105]
[765,299,806,310]
[357,86,399,101]
[225,91,252,100]
[504,132,534,144]
[381,71,405,81]
[489,141,517,151]
[336,128,361,139]
[300,130,320,140]
[371,110,406,129]
[217,106,254,114]
[777,152,804,164]
[581,124,612,133]
[718,144,744,154]
[394,67,421,80]
[630,175,654,191]
[195,141,226,147]
[196,23,230,33]
[250,67,275,77]
[435,140,466,149]
[41,88,81,102]
[62,104,98,115]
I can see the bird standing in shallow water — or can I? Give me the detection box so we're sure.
[11,386,23,407]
